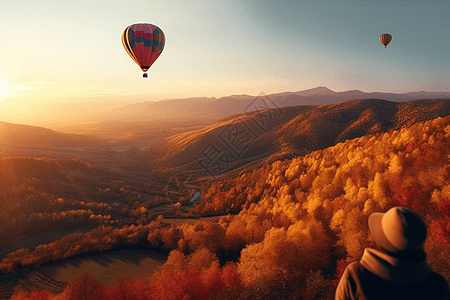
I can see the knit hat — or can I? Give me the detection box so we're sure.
[368,207,428,253]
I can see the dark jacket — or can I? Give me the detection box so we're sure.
[335,247,450,300]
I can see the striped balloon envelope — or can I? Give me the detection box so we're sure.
[379,33,392,48]
[121,23,165,78]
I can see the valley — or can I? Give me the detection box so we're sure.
[1,96,450,299]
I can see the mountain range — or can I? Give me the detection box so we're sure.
[2,87,450,127]
[96,87,450,124]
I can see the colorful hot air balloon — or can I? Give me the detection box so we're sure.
[122,23,165,78]
[380,33,392,48]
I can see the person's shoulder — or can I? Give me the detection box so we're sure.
[427,271,450,288]
[336,261,362,287]
[336,260,374,300]
[429,271,448,280]
[335,261,362,300]
[346,261,361,269]
[339,260,371,285]
[344,260,365,276]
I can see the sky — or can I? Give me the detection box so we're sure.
[0,0,449,110]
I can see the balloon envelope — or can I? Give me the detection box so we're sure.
[122,23,165,73]
[380,33,392,48]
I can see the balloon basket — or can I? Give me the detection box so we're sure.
[143,73,148,78]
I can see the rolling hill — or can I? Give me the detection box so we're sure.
[160,98,450,177]
[0,122,105,148]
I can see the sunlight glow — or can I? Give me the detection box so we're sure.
[0,77,8,99]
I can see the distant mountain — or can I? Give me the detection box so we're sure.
[2,87,449,127]
[96,87,450,124]
[267,87,450,107]
[0,121,105,147]
[160,98,450,177]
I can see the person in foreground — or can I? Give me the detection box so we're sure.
[335,206,450,300]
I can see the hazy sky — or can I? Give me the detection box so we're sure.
[1,0,449,107]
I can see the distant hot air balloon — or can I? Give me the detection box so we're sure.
[380,33,392,48]
[122,23,165,78]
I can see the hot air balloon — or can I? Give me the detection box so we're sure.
[380,33,392,48]
[122,23,165,78]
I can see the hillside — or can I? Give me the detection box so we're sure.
[0,121,166,174]
[161,98,450,176]
[0,122,105,148]
[186,114,450,297]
